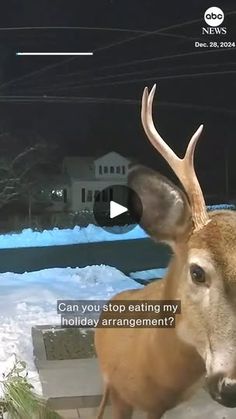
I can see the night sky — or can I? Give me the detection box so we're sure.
[0,0,236,198]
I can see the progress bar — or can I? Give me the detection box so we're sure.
[16,52,93,56]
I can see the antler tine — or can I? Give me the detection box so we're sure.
[184,124,204,166]
[141,84,209,231]
[182,123,209,230]
[141,84,181,173]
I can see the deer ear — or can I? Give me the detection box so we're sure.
[128,166,192,244]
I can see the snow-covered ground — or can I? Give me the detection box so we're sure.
[0,204,234,249]
[0,265,159,397]
[0,204,233,397]
[0,224,147,249]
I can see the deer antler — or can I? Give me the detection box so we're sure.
[141,84,209,231]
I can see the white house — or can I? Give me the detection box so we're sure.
[61,152,133,212]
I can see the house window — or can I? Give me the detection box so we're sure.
[99,165,102,174]
[102,190,108,202]
[122,166,125,174]
[63,189,67,203]
[94,190,100,202]
[104,166,108,174]
[109,188,113,201]
[87,190,93,202]
[116,166,121,174]
[81,188,86,203]
[110,166,114,174]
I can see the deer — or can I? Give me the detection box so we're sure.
[94,84,236,419]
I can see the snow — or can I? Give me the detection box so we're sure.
[0,203,233,397]
[0,265,148,397]
[207,204,235,211]
[0,224,148,249]
[0,204,233,249]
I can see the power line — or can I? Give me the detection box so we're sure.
[0,12,221,91]
[0,57,76,91]
[0,25,203,44]
[11,44,236,94]
[17,28,197,89]
[0,23,197,91]
[37,67,236,94]
[0,95,234,114]
[0,25,155,34]
[1,10,235,93]
[54,43,236,83]
[34,61,236,93]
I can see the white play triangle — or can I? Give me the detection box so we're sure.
[110,200,128,219]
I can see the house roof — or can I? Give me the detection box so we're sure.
[94,151,131,164]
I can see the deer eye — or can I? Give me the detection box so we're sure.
[190,264,206,284]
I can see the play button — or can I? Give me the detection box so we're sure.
[110,201,128,219]
[93,184,142,234]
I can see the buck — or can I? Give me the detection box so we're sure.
[94,84,236,418]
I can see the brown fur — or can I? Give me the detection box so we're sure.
[94,85,236,417]
[95,210,236,418]
[189,211,236,282]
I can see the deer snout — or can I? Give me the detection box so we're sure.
[207,374,236,407]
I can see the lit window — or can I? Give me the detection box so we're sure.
[51,188,65,202]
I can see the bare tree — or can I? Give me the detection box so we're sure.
[0,134,58,225]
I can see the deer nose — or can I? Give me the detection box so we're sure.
[207,374,236,408]
[220,379,236,407]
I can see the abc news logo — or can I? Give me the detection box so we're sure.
[202,7,227,35]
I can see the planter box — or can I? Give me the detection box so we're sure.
[32,325,103,410]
